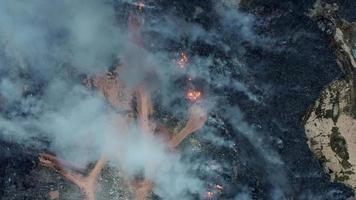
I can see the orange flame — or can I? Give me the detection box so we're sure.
[186,90,202,102]
[206,191,214,198]
[177,52,189,68]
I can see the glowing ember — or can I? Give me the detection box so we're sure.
[177,52,189,68]
[133,2,145,10]
[206,191,214,198]
[187,90,202,102]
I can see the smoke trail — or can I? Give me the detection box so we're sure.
[0,0,291,199]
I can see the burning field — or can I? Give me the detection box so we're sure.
[0,0,356,199]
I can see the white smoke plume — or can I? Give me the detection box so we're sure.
[0,0,288,199]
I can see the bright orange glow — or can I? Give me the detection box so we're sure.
[177,52,189,68]
[206,191,214,198]
[133,2,145,10]
[186,90,202,102]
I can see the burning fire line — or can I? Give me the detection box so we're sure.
[38,12,208,200]
[187,89,202,102]
[177,52,189,69]
[40,67,207,200]
[205,184,224,199]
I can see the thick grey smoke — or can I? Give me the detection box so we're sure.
[0,0,288,199]
[0,0,206,198]
[0,0,125,77]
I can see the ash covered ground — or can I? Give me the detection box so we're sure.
[0,0,355,200]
